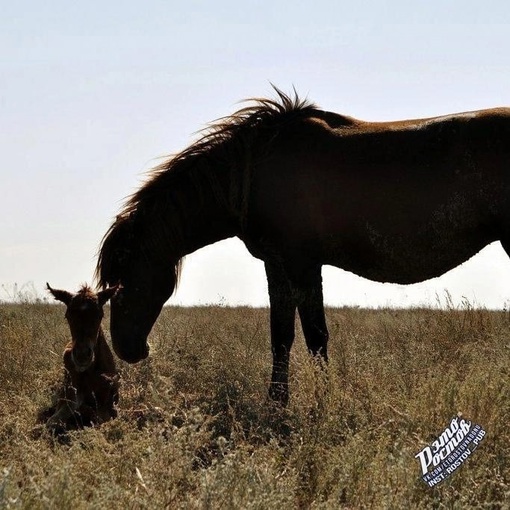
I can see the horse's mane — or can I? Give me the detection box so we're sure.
[96,87,318,289]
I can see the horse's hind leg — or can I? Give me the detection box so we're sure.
[501,238,510,259]
[297,266,329,362]
[265,261,298,406]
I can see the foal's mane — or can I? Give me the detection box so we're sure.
[76,284,97,301]
[96,88,318,289]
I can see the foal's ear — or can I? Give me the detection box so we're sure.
[46,283,73,305]
[97,284,121,306]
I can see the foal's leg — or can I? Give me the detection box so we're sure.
[95,374,120,422]
[297,266,329,362]
[265,262,298,406]
[46,380,80,430]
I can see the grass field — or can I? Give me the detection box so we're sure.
[0,300,509,508]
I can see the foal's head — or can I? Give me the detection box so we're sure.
[47,283,120,372]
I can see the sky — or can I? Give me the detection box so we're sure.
[3,2,510,307]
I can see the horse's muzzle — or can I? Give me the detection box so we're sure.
[112,338,149,363]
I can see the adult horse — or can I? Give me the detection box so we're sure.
[96,88,510,405]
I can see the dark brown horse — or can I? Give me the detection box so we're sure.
[45,284,120,429]
[96,88,510,405]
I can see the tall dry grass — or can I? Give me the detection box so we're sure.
[0,301,509,508]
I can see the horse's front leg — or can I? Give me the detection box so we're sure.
[297,265,329,362]
[265,262,298,406]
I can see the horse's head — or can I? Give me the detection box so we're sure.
[106,259,179,364]
[47,283,120,371]
[96,213,182,364]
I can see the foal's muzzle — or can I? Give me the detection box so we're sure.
[72,347,94,372]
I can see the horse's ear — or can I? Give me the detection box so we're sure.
[46,283,73,305]
[97,284,121,306]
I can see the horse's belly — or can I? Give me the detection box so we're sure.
[323,229,495,285]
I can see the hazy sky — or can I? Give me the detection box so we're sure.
[3,2,510,307]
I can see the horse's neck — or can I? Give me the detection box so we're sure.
[160,171,240,259]
[94,327,116,374]
[179,206,238,256]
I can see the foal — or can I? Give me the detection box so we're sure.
[45,283,120,430]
